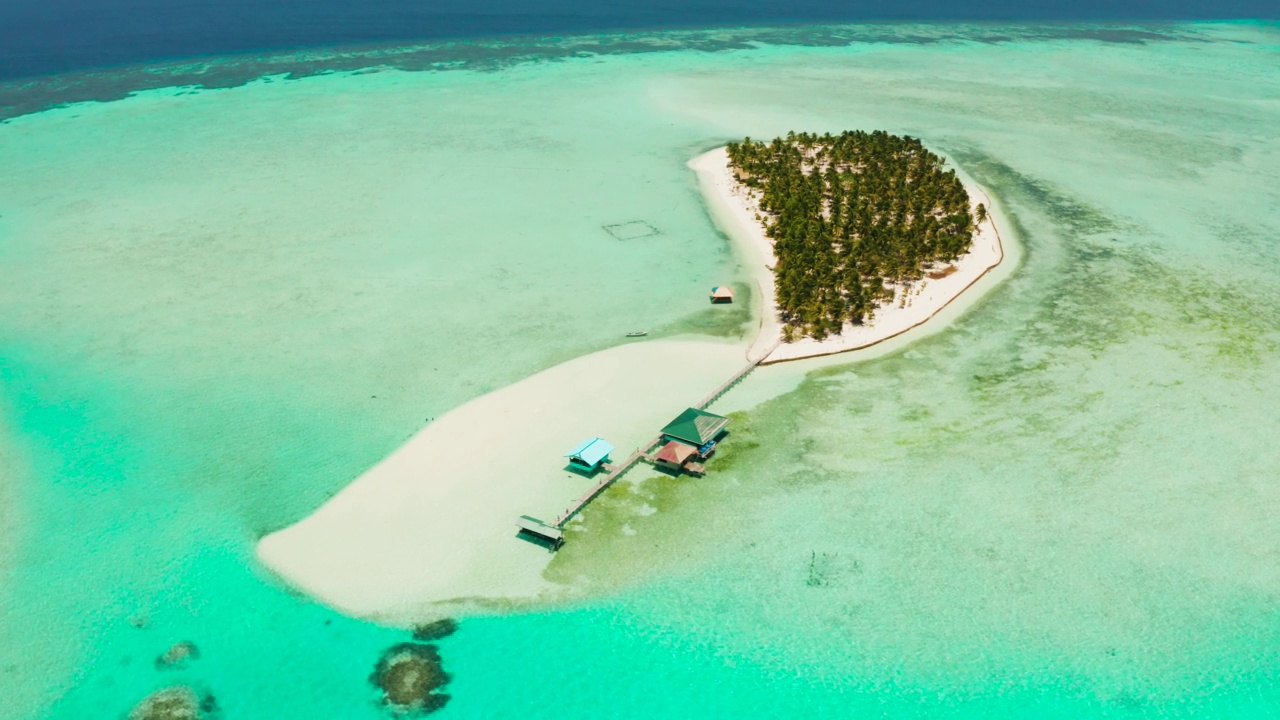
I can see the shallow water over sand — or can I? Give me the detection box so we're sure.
[0,21,1277,718]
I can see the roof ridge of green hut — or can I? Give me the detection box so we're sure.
[660,407,731,447]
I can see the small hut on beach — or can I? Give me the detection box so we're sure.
[710,286,735,303]
[564,437,614,474]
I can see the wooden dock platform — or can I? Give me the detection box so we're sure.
[527,341,782,542]
[516,514,565,549]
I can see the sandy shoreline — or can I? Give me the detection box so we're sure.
[257,339,743,621]
[689,147,1005,364]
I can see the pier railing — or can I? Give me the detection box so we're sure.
[547,341,781,531]
[694,340,780,409]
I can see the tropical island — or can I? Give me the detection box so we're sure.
[256,132,1007,620]
[691,131,1004,363]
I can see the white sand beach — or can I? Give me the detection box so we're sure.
[257,339,743,622]
[690,149,783,363]
[260,147,1007,622]
[689,147,1005,364]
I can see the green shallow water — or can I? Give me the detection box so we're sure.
[1,20,1278,719]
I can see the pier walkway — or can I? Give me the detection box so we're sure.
[546,341,780,530]
[551,437,660,527]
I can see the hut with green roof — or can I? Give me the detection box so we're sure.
[660,407,730,455]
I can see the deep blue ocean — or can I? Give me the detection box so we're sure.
[1,0,1276,81]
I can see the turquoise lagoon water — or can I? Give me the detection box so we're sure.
[1,22,1278,718]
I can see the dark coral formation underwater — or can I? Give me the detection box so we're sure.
[371,642,451,715]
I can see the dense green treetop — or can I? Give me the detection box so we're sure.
[726,130,977,341]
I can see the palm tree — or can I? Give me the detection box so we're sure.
[726,130,979,340]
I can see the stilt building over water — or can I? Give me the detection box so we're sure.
[520,379,745,549]
[564,436,614,474]
[654,440,704,476]
[660,407,730,455]
[516,515,564,549]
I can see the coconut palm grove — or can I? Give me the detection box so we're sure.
[726,131,980,340]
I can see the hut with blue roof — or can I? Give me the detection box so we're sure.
[564,437,615,474]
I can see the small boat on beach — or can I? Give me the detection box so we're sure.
[625,331,648,337]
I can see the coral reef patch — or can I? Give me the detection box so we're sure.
[155,641,200,670]
[411,619,457,642]
[370,643,451,715]
[127,686,218,720]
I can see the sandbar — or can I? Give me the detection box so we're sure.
[257,339,744,621]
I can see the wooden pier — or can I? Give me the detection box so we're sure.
[540,341,781,533]
[693,344,774,410]
[551,436,659,527]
